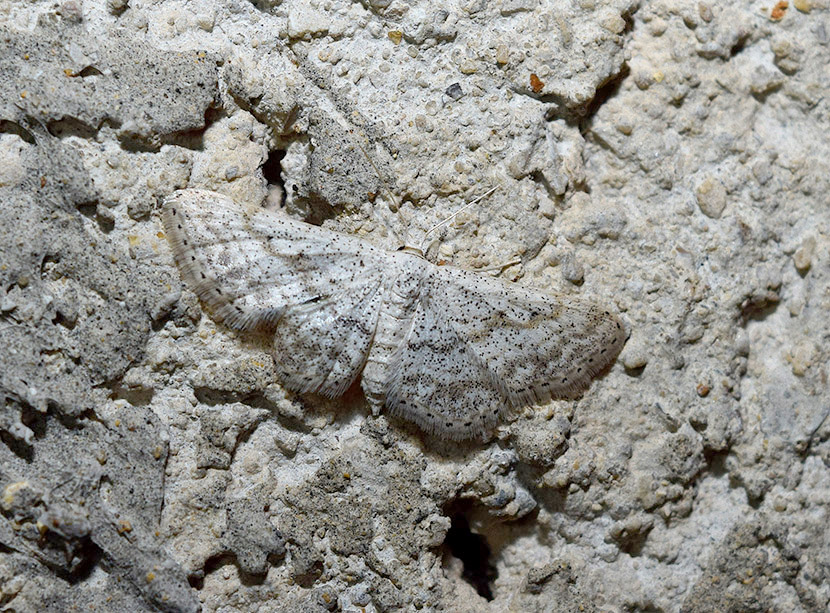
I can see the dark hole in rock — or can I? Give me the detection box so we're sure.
[262,149,287,210]
[443,509,496,601]
[263,149,286,187]
[78,65,104,78]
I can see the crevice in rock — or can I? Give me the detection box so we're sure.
[78,65,104,78]
[441,503,496,601]
[739,293,781,322]
[262,149,286,194]
[0,119,36,144]
[578,63,631,131]
[188,553,235,590]
[529,170,557,201]
[107,382,155,407]
[46,117,98,140]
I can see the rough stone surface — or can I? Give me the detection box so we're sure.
[0,1,828,612]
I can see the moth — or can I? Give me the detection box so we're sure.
[162,189,625,440]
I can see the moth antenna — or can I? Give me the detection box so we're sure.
[809,407,830,443]
[478,258,522,275]
[419,186,498,254]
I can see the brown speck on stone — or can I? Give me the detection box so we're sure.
[770,0,788,20]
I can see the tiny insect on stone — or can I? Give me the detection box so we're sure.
[162,189,626,441]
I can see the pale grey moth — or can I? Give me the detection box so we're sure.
[162,189,625,440]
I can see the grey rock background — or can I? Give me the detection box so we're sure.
[0,1,828,611]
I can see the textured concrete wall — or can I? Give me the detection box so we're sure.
[0,1,827,611]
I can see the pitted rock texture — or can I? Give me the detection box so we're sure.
[0,1,828,612]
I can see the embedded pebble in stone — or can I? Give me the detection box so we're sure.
[162,189,626,441]
[787,340,816,376]
[620,333,649,372]
[695,177,727,219]
[561,253,585,284]
[793,235,815,272]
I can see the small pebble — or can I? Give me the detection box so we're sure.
[793,235,815,272]
[561,254,584,284]
[695,177,727,219]
[620,336,648,371]
[787,340,815,376]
